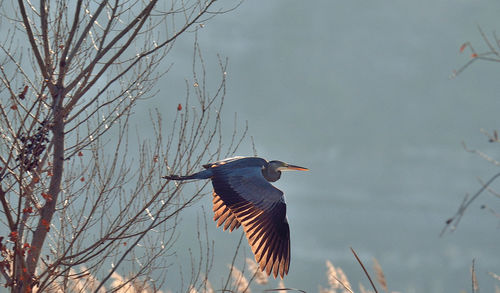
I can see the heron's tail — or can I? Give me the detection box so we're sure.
[162,169,212,181]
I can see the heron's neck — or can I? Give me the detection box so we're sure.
[262,166,281,182]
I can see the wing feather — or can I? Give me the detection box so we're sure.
[212,192,240,232]
[210,165,290,279]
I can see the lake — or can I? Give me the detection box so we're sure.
[139,1,500,292]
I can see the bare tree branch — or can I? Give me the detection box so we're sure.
[0,1,245,292]
[452,25,500,78]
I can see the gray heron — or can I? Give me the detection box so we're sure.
[163,156,309,278]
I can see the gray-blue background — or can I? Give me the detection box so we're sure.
[141,1,500,292]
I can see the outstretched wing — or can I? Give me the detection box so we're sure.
[211,165,290,278]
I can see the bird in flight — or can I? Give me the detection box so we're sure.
[163,156,309,278]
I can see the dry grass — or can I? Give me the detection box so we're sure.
[32,269,163,293]
[372,258,387,292]
[228,264,251,293]
[322,260,353,293]
[246,258,269,285]
[37,255,499,292]
[471,259,479,293]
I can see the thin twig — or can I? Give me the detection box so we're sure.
[441,171,500,236]
[351,247,378,293]
[223,233,245,292]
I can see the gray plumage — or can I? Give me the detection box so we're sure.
[163,156,308,279]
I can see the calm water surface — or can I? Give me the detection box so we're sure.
[139,1,500,292]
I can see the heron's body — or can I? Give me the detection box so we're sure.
[163,156,308,279]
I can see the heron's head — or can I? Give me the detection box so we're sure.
[263,160,308,182]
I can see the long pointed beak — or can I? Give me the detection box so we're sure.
[284,164,309,171]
